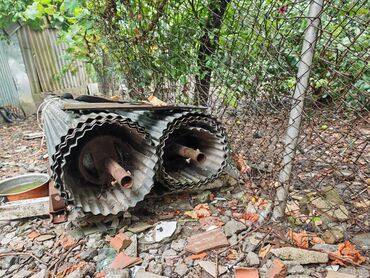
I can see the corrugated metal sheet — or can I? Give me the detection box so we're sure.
[115,110,229,190]
[17,26,88,94]
[42,98,157,216]
[0,39,20,107]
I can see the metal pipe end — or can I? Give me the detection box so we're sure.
[120,175,133,189]
[196,152,207,164]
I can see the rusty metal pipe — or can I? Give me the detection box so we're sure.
[104,158,133,188]
[173,143,206,164]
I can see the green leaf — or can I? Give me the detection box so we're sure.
[24,2,43,20]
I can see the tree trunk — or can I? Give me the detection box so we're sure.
[194,0,230,106]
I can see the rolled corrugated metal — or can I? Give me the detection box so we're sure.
[43,98,157,216]
[115,110,229,191]
[43,98,229,215]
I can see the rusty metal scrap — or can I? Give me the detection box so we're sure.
[42,98,229,216]
[173,143,207,164]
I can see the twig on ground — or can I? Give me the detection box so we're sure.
[0,252,46,266]
[227,254,246,271]
[44,240,85,278]
[215,252,219,278]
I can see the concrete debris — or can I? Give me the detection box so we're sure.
[198,260,227,277]
[186,228,229,254]
[124,235,138,257]
[246,252,260,266]
[224,219,246,237]
[174,263,189,276]
[170,238,187,252]
[326,270,356,278]
[271,247,329,265]
[322,229,345,244]
[0,197,49,221]
[128,222,153,233]
[312,244,338,253]
[144,221,177,243]
[309,187,349,223]
[352,233,370,252]
[287,264,304,274]
[326,265,340,271]
[35,234,55,242]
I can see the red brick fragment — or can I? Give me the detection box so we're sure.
[110,252,142,269]
[28,230,40,240]
[235,267,259,278]
[60,235,77,250]
[185,228,229,254]
[266,259,287,278]
[190,252,208,260]
[110,232,132,252]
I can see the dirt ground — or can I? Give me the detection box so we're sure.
[0,115,369,278]
[0,116,48,179]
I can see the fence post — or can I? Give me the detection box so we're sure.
[272,0,324,220]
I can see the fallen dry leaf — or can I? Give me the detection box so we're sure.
[288,230,308,248]
[184,203,211,219]
[147,95,167,106]
[330,241,366,266]
[228,199,239,209]
[218,207,226,214]
[55,261,88,278]
[255,198,269,209]
[110,95,120,101]
[233,153,251,174]
[239,212,259,223]
[287,230,324,248]
[259,244,272,259]
[226,249,238,260]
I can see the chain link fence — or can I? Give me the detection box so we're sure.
[98,0,369,243]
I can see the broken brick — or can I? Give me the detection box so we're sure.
[185,228,229,254]
[27,230,40,240]
[110,232,132,252]
[190,252,208,260]
[266,259,287,278]
[235,267,259,278]
[60,235,77,250]
[110,252,142,269]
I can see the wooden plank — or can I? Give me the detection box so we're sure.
[62,102,206,111]
[0,197,49,221]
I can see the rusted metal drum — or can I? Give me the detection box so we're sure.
[0,173,50,202]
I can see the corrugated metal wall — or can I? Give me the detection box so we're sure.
[17,26,88,94]
[0,40,20,107]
